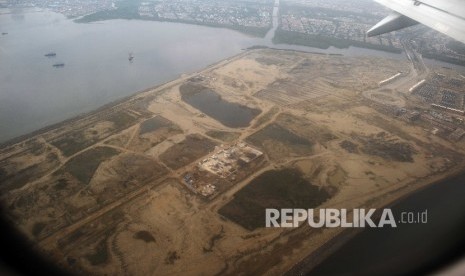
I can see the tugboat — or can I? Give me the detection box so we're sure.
[53,63,65,68]
[128,52,134,62]
[45,52,56,57]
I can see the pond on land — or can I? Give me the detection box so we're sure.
[179,82,261,128]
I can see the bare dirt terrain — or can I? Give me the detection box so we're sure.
[1,49,465,275]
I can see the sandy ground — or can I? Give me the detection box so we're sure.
[1,49,465,275]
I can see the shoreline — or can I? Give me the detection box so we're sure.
[2,8,464,146]
[1,46,464,275]
[284,162,465,275]
[0,41,415,148]
[0,49,253,150]
[0,84,160,149]
[0,45,354,149]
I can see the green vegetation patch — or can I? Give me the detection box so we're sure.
[76,0,141,22]
[159,134,217,170]
[76,0,269,37]
[51,111,136,157]
[246,123,313,159]
[276,113,338,144]
[357,132,417,162]
[218,168,330,230]
[0,151,60,192]
[50,131,95,157]
[140,116,174,135]
[62,147,119,184]
[107,111,138,130]
[248,123,312,146]
[205,130,241,142]
[0,164,39,192]
[339,140,359,153]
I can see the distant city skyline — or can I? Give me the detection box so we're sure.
[3,0,464,65]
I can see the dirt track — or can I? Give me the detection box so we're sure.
[1,49,465,275]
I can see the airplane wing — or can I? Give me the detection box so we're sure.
[367,0,465,44]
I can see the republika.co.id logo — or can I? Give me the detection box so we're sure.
[265,208,428,228]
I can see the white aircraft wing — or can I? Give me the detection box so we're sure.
[367,0,465,44]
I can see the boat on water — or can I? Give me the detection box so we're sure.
[53,63,65,68]
[1,32,8,35]
[128,52,134,62]
[45,52,56,57]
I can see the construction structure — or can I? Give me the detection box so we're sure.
[199,142,263,178]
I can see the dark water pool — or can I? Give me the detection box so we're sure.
[180,83,260,128]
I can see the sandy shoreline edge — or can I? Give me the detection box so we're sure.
[285,162,465,275]
[0,48,256,150]
[2,46,465,275]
